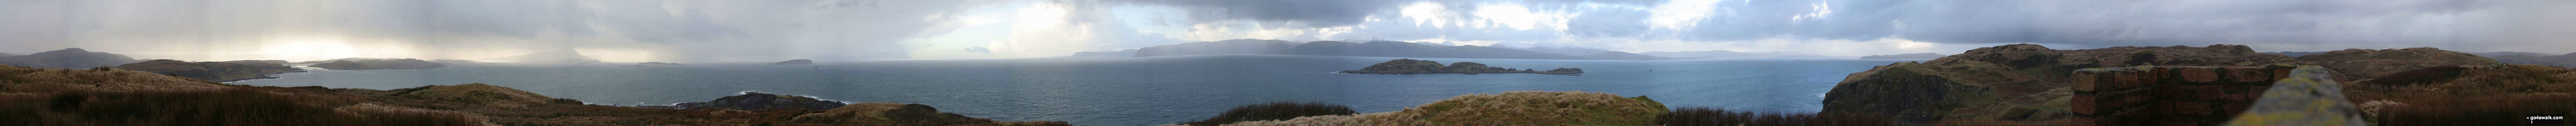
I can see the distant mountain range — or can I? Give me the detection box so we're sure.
[1635,50,1809,58]
[484,49,603,64]
[0,48,144,68]
[1859,53,1948,59]
[1066,39,1680,60]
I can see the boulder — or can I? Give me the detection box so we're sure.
[115,59,305,82]
[770,59,816,65]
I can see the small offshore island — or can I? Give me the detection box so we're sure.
[1338,59,1583,75]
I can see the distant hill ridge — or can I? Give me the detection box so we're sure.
[1068,39,1679,60]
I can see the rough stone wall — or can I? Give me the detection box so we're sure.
[2070,65,2303,126]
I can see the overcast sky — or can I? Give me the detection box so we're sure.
[3,0,2572,62]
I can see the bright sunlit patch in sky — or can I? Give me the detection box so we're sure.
[261,38,364,61]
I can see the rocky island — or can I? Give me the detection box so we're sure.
[642,92,847,111]
[769,59,815,65]
[308,58,448,70]
[1337,59,1583,75]
[114,59,305,82]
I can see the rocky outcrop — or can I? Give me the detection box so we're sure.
[308,59,447,70]
[2293,47,2496,79]
[1172,91,1666,126]
[1822,44,2302,125]
[115,59,305,82]
[221,60,292,65]
[1861,53,1949,59]
[637,62,683,65]
[648,92,846,111]
[0,48,143,69]
[791,103,1072,126]
[1336,59,1584,75]
[769,59,815,65]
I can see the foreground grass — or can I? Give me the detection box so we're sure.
[2343,64,2576,125]
[1176,91,1670,126]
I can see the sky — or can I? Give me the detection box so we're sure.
[2,0,2572,62]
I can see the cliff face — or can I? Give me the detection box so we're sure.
[115,59,306,82]
[0,48,143,69]
[1337,59,1584,75]
[650,92,847,111]
[308,59,447,70]
[769,59,815,65]
[1822,44,2301,125]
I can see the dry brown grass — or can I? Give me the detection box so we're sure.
[2342,64,2576,125]
[1200,91,1668,126]
[1658,107,1900,126]
[1178,101,1357,126]
[1927,117,2070,126]
[0,65,229,92]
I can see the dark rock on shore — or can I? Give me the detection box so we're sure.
[308,58,447,70]
[0,48,143,68]
[770,59,815,65]
[115,59,305,82]
[644,92,847,111]
[1337,59,1584,75]
[1859,53,1948,59]
[638,62,683,65]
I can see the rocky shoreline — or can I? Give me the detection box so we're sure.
[1336,59,1584,75]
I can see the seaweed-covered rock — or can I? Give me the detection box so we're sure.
[115,59,305,82]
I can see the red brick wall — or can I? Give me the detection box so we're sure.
[2070,65,2299,126]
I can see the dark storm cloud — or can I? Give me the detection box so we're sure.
[1672,0,2570,50]
[0,0,1006,62]
[1109,0,1410,27]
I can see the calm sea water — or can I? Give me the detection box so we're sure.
[231,54,1921,126]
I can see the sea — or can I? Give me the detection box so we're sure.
[229,54,1925,126]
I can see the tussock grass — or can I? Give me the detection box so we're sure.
[2342,64,2576,125]
[1191,91,1668,126]
[1178,101,1357,126]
